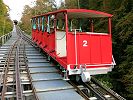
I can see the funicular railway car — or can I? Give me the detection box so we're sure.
[13,20,18,25]
[31,9,116,82]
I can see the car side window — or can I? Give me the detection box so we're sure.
[42,16,45,32]
[32,18,36,30]
[38,17,40,31]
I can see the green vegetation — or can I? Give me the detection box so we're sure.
[0,0,12,36]
[19,0,54,35]
[20,0,133,99]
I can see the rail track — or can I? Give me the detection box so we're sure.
[0,26,84,100]
[69,77,126,100]
[18,27,125,100]
[1,39,19,99]
[0,26,126,100]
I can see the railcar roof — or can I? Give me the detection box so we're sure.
[32,9,113,18]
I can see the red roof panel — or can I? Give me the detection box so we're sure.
[32,9,113,18]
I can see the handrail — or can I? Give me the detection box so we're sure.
[0,32,12,46]
[0,32,11,38]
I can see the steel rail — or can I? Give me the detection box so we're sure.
[1,40,19,100]
[14,25,39,100]
[15,43,24,100]
[22,40,39,100]
[83,82,108,100]
[91,77,126,100]
[16,27,37,47]
[68,81,90,100]
[22,33,37,48]
[15,26,38,99]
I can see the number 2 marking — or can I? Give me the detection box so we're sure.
[83,40,88,47]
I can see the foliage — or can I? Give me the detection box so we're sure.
[0,0,12,36]
[19,0,57,35]
[111,0,133,99]
[64,0,79,8]
[19,5,33,35]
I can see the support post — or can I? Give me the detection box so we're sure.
[65,12,68,64]
[108,17,112,37]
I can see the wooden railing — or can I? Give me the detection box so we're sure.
[0,32,12,46]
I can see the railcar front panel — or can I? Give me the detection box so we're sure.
[67,32,112,68]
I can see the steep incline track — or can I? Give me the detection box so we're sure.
[18,26,126,100]
[0,26,84,100]
[0,26,126,100]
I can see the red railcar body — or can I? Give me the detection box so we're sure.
[31,9,115,82]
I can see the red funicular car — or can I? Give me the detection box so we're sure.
[32,9,116,82]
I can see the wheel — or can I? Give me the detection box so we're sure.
[81,72,91,82]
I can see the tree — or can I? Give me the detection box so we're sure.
[65,0,78,8]
[111,0,133,99]
[19,0,54,35]
[0,0,12,36]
